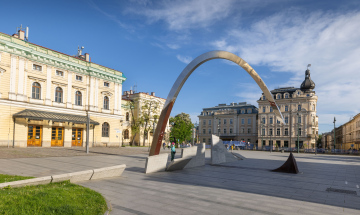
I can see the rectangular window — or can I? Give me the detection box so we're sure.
[298,116,301,123]
[285,117,288,124]
[262,129,265,136]
[33,64,42,71]
[223,129,226,134]
[270,118,273,124]
[284,141,289,147]
[203,120,206,125]
[230,119,233,124]
[241,119,244,124]
[224,119,227,124]
[263,107,265,113]
[242,128,245,134]
[104,82,110,87]
[285,128,289,136]
[248,118,251,124]
[208,120,211,125]
[277,120,280,124]
[203,129,205,134]
[298,128,302,136]
[269,129,273,136]
[285,106,288,111]
[277,128,280,136]
[230,128,233,134]
[262,118,265,124]
[76,75,82,81]
[208,138,212,144]
[247,128,251,134]
[203,138,206,143]
[270,107,273,112]
[208,129,211,134]
[56,70,64,76]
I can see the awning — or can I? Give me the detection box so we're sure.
[13,109,99,125]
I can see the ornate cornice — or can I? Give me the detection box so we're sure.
[0,33,126,84]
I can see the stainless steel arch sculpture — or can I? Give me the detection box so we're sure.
[149,50,284,156]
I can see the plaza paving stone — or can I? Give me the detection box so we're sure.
[0,147,360,214]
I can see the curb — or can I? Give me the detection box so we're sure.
[103,196,112,215]
[0,164,126,189]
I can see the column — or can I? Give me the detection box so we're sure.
[114,83,118,112]
[16,57,25,101]
[45,66,52,105]
[118,82,122,115]
[95,78,99,110]
[23,60,28,100]
[89,76,94,111]
[67,71,72,108]
[9,55,17,100]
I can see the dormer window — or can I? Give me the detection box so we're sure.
[285,94,289,99]
[262,96,266,100]
[104,82,110,87]
[56,70,64,77]
[276,94,281,99]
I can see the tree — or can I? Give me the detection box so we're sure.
[126,100,139,146]
[170,113,194,144]
[138,98,160,146]
[317,134,322,148]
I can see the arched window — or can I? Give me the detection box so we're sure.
[277,94,281,99]
[102,122,109,137]
[126,112,129,121]
[75,91,82,106]
[55,87,63,103]
[32,82,41,99]
[298,105,301,111]
[104,96,109,110]
[285,94,289,99]
[124,129,129,139]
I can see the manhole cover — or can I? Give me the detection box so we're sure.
[326,188,357,195]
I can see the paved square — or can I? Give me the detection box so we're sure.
[0,148,359,214]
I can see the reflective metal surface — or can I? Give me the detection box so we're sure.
[149,50,284,156]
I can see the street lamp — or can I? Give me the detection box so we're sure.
[270,131,272,153]
[333,117,336,153]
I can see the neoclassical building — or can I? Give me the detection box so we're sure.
[198,102,258,145]
[257,68,319,149]
[0,29,126,147]
[334,113,360,150]
[121,90,169,146]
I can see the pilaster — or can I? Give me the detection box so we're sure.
[67,71,73,108]
[45,66,52,105]
[16,57,26,101]
[9,55,17,100]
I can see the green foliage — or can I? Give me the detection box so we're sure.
[170,113,194,144]
[317,134,322,147]
[0,174,34,183]
[0,180,107,215]
[138,99,160,146]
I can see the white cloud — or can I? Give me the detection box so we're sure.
[212,10,360,132]
[127,0,235,31]
[167,44,180,49]
[176,55,193,64]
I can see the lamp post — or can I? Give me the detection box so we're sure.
[261,121,264,150]
[333,117,336,153]
[270,128,272,153]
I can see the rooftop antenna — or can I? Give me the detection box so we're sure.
[307,64,311,69]
[16,24,25,33]
[77,46,85,57]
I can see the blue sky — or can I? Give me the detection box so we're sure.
[2,0,360,134]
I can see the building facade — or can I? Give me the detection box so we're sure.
[0,29,126,147]
[257,68,319,149]
[334,113,360,150]
[198,102,258,145]
[121,90,169,146]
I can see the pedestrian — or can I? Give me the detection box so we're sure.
[163,142,166,150]
[171,142,176,161]
[168,142,170,149]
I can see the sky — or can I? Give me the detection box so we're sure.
[1,0,360,134]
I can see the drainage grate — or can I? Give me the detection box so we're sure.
[326,188,357,195]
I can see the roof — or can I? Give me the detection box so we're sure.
[270,87,298,94]
[13,109,99,125]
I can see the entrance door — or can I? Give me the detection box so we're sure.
[72,128,83,147]
[51,127,64,147]
[27,125,42,147]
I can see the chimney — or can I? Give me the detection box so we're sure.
[85,53,90,62]
[151,92,155,96]
[12,33,19,38]
[18,30,25,40]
